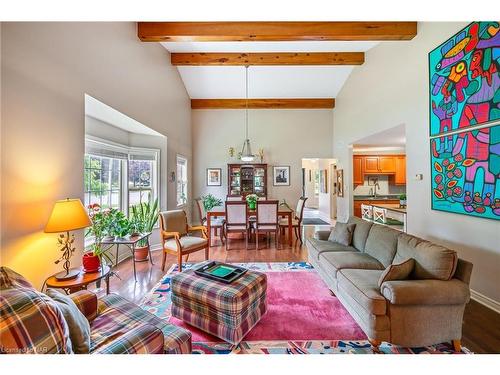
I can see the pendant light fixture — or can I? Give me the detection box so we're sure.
[240,65,255,162]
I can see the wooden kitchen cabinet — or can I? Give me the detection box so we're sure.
[395,156,406,185]
[379,156,396,173]
[353,156,363,185]
[363,157,380,173]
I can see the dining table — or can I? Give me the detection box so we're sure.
[206,205,294,247]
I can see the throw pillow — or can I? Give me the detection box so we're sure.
[378,258,415,288]
[328,222,356,246]
[46,289,91,354]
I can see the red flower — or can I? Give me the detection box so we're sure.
[454,169,462,178]
[446,189,453,196]
[454,154,463,162]
[434,175,443,183]
[443,159,450,167]
[447,171,454,178]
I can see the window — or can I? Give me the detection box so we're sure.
[84,155,122,209]
[176,155,188,207]
[84,138,159,215]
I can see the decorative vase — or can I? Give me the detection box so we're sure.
[82,253,101,273]
[134,244,149,262]
[400,199,407,207]
[248,201,256,210]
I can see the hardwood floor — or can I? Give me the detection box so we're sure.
[101,226,500,354]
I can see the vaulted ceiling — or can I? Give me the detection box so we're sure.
[138,22,417,108]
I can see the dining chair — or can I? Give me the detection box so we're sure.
[255,200,280,250]
[194,198,225,246]
[226,195,243,201]
[373,207,387,224]
[223,201,249,250]
[279,197,308,244]
[159,210,209,272]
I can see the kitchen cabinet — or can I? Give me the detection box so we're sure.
[353,156,363,185]
[379,156,396,173]
[364,157,380,173]
[395,156,406,185]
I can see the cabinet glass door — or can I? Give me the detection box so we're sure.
[230,166,241,195]
[253,167,265,196]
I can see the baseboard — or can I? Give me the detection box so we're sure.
[470,289,500,314]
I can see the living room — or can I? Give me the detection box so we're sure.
[1,1,498,373]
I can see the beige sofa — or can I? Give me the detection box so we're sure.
[306,216,472,351]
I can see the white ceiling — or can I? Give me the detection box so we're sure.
[161,41,378,99]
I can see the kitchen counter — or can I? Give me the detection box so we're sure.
[353,195,401,201]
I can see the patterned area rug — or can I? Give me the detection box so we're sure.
[140,262,470,354]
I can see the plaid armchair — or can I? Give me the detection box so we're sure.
[0,267,191,354]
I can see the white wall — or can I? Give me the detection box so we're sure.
[333,22,500,303]
[192,109,333,222]
[317,158,336,221]
[1,23,191,288]
[302,159,319,208]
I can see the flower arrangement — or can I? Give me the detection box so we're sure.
[85,204,113,267]
[202,194,223,212]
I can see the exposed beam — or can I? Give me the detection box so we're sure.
[191,99,335,109]
[171,52,364,66]
[138,22,417,42]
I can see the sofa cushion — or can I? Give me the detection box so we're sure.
[347,216,373,251]
[93,294,192,354]
[364,224,400,267]
[328,222,356,246]
[0,267,73,354]
[337,269,386,315]
[394,234,458,281]
[320,251,384,278]
[377,258,415,288]
[307,238,357,260]
[47,289,91,354]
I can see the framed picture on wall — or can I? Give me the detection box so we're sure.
[336,169,344,197]
[206,168,222,186]
[320,169,328,193]
[273,166,290,186]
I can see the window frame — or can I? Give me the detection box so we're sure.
[176,154,188,208]
[84,136,160,217]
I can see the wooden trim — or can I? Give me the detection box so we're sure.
[138,22,417,42]
[191,98,335,109]
[171,52,364,66]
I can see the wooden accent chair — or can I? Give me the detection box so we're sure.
[280,197,308,244]
[194,198,225,246]
[223,201,250,250]
[254,200,280,250]
[159,210,209,272]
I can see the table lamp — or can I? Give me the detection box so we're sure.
[44,198,92,280]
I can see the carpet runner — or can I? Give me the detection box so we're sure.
[140,262,470,354]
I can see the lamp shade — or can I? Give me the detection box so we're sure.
[44,198,92,233]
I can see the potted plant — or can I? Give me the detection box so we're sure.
[108,209,131,241]
[202,194,223,212]
[246,194,258,210]
[399,193,407,207]
[84,204,113,272]
[130,198,159,261]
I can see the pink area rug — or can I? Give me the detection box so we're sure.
[141,262,366,342]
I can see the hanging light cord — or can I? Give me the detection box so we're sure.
[245,65,249,140]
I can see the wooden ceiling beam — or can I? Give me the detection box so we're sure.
[191,99,335,109]
[138,22,417,42]
[171,52,364,66]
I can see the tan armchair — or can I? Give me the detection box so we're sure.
[159,210,209,272]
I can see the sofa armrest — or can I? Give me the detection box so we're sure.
[92,324,164,354]
[314,230,331,241]
[69,290,98,322]
[380,279,470,306]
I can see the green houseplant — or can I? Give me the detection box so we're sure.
[84,204,113,271]
[202,194,223,212]
[246,194,258,210]
[130,198,159,261]
[399,193,407,207]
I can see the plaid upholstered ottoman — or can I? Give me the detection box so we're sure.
[170,262,267,345]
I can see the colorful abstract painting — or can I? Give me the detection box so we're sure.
[430,125,500,220]
[429,22,500,138]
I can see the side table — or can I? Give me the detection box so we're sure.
[44,264,111,295]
